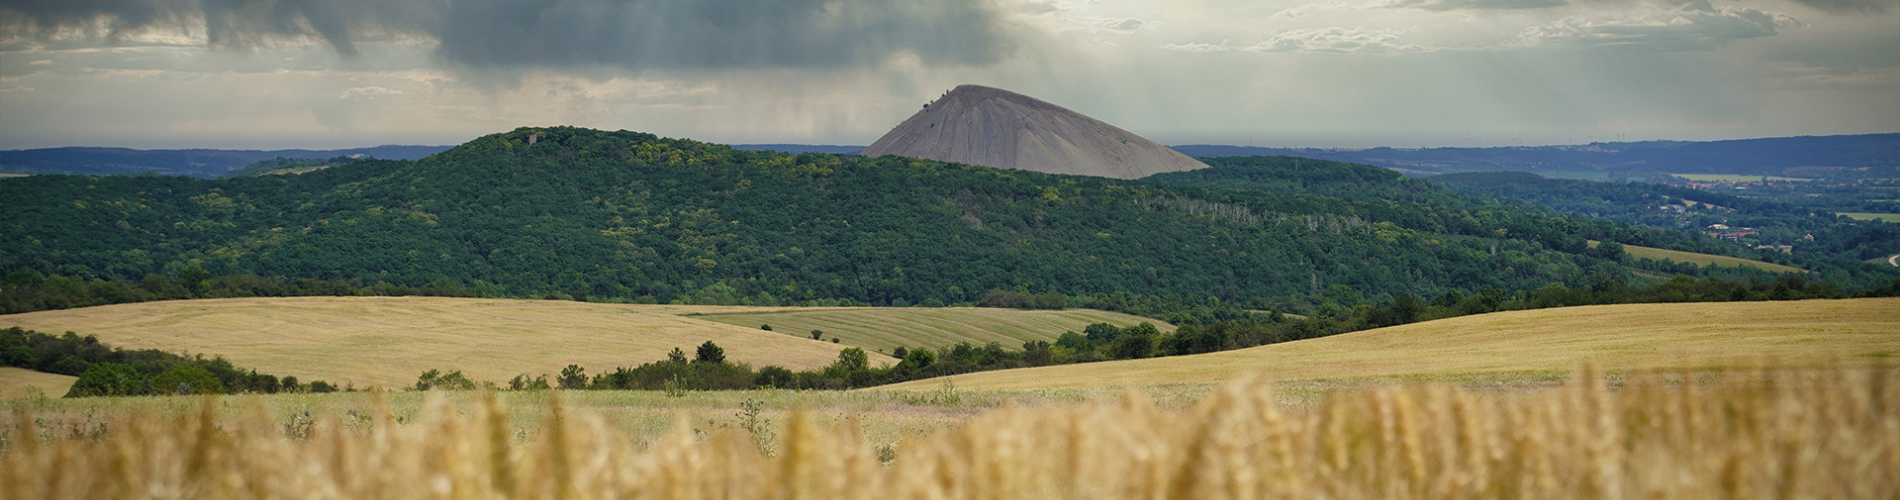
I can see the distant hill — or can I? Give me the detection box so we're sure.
[1172,134,1900,177]
[5,127,1892,319]
[879,298,1900,389]
[0,145,453,178]
[862,85,1207,179]
[732,144,865,155]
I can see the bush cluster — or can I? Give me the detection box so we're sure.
[1,326,338,397]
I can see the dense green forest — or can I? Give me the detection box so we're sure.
[4,127,1893,321]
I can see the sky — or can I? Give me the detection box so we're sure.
[0,0,1895,150]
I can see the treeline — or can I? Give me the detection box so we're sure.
[0,326,338,397]
[420,273,1900,393]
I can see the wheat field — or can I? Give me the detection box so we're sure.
[883,297,1900,390]
[691,307,1171,354]
[3,365,1894,499]
[0,297,880,390]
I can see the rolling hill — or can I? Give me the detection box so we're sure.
[0,297,1173,392]
[0,297,872,390]
[689,307,1170,354]
[879,297,1900,390]
[1592,241,1802,273]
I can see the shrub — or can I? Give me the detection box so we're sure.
[150,365,226,395]
[65,363,146,397]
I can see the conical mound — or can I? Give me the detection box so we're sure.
[861,85,1207,179]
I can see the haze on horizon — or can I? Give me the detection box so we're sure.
[0,0,1895,151]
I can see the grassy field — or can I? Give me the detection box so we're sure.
[1839,212,1900,222]
[883,298,1900,390]
[690,307,1172,355]
[1588,240,1802,273]
[0,297,874,390]
[0,367,74,399]
[4,367,1892,499]
[0,297,1169,393]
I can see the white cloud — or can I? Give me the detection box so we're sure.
[1245,27,1427,53]
[1063,17,1148,33]
[338,86,400,99]
[1519,3,1804,51]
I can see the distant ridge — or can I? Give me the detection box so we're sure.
[731,144,865,155]
[861,85,1207,179]
[0,145,453,178]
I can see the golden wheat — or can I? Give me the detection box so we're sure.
[3,366,1896,499]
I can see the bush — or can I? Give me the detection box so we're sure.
[66,363,146,397]
[150,365,225,395]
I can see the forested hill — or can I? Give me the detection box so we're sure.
[4,127,1885,316]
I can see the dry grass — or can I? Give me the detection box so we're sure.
[1588,240,1802,273]
[0,368,73,399]
[0,297,870,390]
[884,298,1900,390]
[690,307,1173,354]
[1838,212,1900,223]
[3,366,1894,499]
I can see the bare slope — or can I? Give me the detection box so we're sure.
[691,307,1171,355]
[1588,240,1801,273]
[861,85,1207,179]
[882,298,1900,390]
[0,297,870,390]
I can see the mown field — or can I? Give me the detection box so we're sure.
[883,297,1900,390]
[0,298,1170,392]
[0,367,73,399]
[690,307,1171,354]
[0,297,873,390]
[1589,240,1802,273]
[1839,212,1900,223]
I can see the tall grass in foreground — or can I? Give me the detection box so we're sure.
[4,367,1896,499]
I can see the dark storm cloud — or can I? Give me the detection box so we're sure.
[0,0,1015,69]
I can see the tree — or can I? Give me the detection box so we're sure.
[668,347,688,363]
[830,347,869,374]
[900,348,935,370]
[66,363,145,397]
[558,364,589,389]
[1023,340,1053,366]
[1110,333,1155,360]
[695,341,726,364]
[810,329,824,340]
[151,365,225,395]
[756,365,795,389]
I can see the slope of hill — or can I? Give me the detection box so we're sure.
[0,297,873,390]
[0,367,75,399]
[861,85,1206,179]
[1591,241,1802,273]
[879,297,1900,390]
[0,145,452,178]
[8,126,1889,320]
[690,307,1170,354]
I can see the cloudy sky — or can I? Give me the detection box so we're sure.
[0,0,1894,150]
